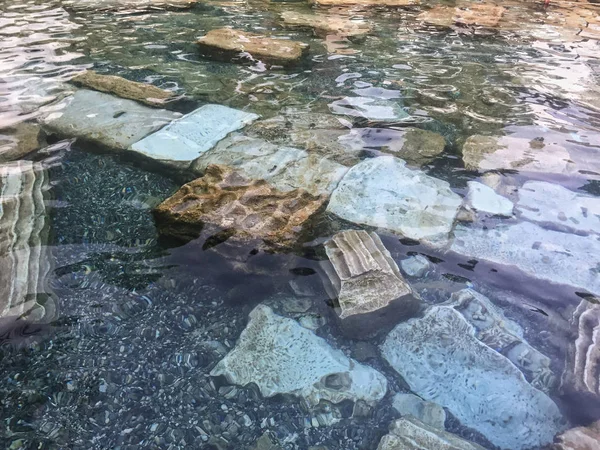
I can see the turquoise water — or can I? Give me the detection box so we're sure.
[1,1,600,449]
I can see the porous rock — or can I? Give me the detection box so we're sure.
[309,0,419,7]
[280,11,371,37]
[191,134,348,196]
[326,156,462,246]
[391,393,446,429]
[447,289,555,392]
[322,230,412,318]
[153,164,325,247]
[381,306,565,450]
[376,416,485,450]
[0,122,46,163]
[41,89,179,151]
[70,71,174,107]
[419,4,506,28]
[197,28,309,66]
[211,304,388,406]
[552,420,600,450]
[0,161,55,322]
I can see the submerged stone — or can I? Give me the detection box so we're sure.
[465,181,513,216]
[0,161,55,322]
[0,122,46,163]
[447,289,555,393]
[419,4,506,28]
[376,417,485,450]
[339,127,445,165]
[191,134,348,196]
[327,156,462,246]
[41,90,179,151]
[61,0,198,11]
[197,28,309,66]
[322,230,412,319]
[391,393,446,430]
[309,0,419,7]
[450,221,600,296]
[70,71,175,107]
[153,164,325,248]
[211,304,388,406]
[517,181,600,235]
[561,300,600,398]
[131,105,258,163]
[400,254,432,278]
[280,11,371,37]
[329,97,410,123]
[381,306,564,450]
[552,420,600,450]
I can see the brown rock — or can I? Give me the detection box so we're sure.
[197,29,309,66]
[309,0,419,7]
[419,4,506,28]
[552,421,600,450]
[562,300,600,397]
[70,71,175,107]
[0,123,46,163]
[153,164,325,247]
[280,11,371,37]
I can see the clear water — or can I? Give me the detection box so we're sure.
[1,0,600,449]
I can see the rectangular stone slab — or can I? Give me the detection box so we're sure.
[130,104,259,162]
[197,28,309,66]
[41,90,180,151]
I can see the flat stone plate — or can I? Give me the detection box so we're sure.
[131,104,259,162]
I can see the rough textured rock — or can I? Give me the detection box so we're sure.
[197,29,309,66]
[400,255,432,278]
[446,289,555,392]
[0,161,55,322]
[329,97,410,123]
[153,165,325,247]
[517,181,600,235]
[451,222,600,296]
[41,90,179,151]
[465,181,513,216]
[309,0,419,7]
[0,122,46,163]
[552,420,600,450]
[131,105,258,163]
[191,134,348,196]
[419,4,506,28]
[322,230,412,319]
[381,306,565,450]
[391,393,446,429]
[339,127,445,165]
[211,304,388,406]
[61,0,198,11]
[562,300,600,397]
[376,417,485,450]
[281,11,371,37]
[327,156,462,246]
[70,71,175,107]
[461,134,577,175]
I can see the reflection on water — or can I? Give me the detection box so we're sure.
[1,0,600,448]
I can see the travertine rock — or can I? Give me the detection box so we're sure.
[191,134,348,196]
[552,420,600,450]
[465,181,513,216]
[327,156,462,246]
[211,304,388,406]
[41,90,180,151]
[153,165,325,247]
[562,300,600,397]
[323,230,412,318]
[377,417,485,450]
[281,11,371,37]
[0,122,46,163]
[197,29,309,66]
[419,4,506,28]
[70,71,174,107]
[381,306,565,450]
[447,289,555,392]
[0,161,55,322]
[391,393,446,429]
[309,0,419,7]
